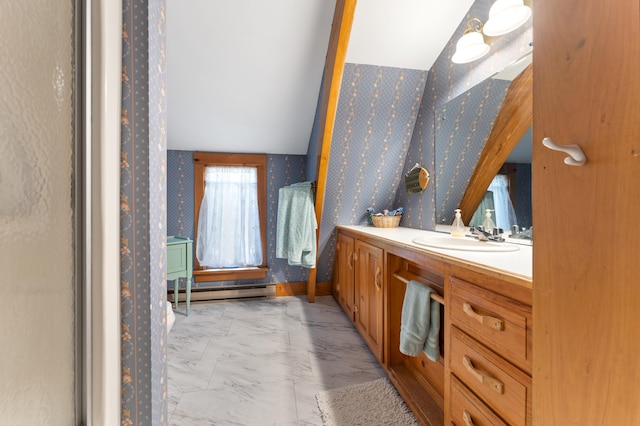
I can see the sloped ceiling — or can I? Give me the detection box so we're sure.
[167,0,473,155]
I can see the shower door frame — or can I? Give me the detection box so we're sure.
[81,1,123,424]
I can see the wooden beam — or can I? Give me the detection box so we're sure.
[307,0,357,302]
[459,64,533,224]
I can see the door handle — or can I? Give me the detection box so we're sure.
[462,355,504,394]
[462,303,504,331]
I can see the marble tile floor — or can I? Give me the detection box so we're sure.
[168,295,386,426]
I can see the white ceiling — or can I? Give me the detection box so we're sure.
[167,0,473,155]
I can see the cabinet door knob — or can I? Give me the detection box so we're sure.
[348,252,355,269]
[462,355,504,394]
[462,410,475,426]
[462,302,504,331]
[374,266,382,291]
[542,137,587,166]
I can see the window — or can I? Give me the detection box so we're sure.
[469,173,518,230]
[193,153,267,282]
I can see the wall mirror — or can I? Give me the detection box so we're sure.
[434,53,532,234]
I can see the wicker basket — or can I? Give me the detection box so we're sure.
[371,215,401,228]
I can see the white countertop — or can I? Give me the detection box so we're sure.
[339,225,532,281]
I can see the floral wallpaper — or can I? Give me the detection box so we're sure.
[120,0,167,424]
[315,64,428,282]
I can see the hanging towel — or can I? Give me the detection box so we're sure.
[276,182,317,268]
[399,280,441,362]
[424,298,441,362]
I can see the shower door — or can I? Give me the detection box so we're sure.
[0,0,79,425]
[0,0,122,426]
[0,1,80,424]
[1,1,122,423]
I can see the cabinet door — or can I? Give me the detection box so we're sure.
[354,240,384,362]
[533,0,640,423]
[335,232,355,320]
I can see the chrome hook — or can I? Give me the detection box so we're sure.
[542,137,587,166]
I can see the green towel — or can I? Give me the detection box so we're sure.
[399,280,441,362]
[276,183,317,268]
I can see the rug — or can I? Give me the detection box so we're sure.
[315,378,420,426]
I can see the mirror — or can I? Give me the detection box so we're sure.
[435,54,532,232]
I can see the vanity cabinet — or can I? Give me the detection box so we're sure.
[333,226,532,426]
[447,274,532,426]
[332,232,384,362]
[334,232,355,319]
[354,240,384,362]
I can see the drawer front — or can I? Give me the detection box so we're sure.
[167,244,187,274]
[450,327,531,426]
[450,376,507,426]
[450,277,532,372]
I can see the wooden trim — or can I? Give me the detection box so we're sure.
[276,281,331,297]
[307,0,358,302]
[459,64,532,224]
[193,153,268,270]
[193,267,268,282]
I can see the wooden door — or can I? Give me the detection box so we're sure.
[533,0,640,424]
[355,240,384,362]
[336,232,355,320]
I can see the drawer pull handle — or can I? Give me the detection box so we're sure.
[462,303,504,331]
[462,410,475,426]
[375,266,382,291]
[462,355,504,394]
[348,252,355,269]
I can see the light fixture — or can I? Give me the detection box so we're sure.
[483,0,532,37]
[452,18,490,64]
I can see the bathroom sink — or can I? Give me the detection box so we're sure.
[412,235,520,252]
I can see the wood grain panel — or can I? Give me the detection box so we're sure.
[533,0,640,424]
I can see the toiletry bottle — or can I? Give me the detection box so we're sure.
[451,209,466,237]
[482,209,495,234]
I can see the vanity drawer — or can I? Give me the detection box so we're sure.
[450,327,532,426]
[450,376,507,426]
[450,277,532,373]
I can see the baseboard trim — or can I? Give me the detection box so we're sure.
[168,281,331,302]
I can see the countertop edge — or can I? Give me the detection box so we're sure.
[336,225,532,287]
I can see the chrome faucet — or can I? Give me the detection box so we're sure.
[469,226,505,242]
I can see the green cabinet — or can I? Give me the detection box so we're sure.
[167,236,193,315]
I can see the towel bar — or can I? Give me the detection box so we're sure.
[393,272,445,306]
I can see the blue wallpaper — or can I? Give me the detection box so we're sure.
[316,64,428,282]
[166,151,310,287]
[434,78,510,225]
[514,163,532,229]
[121,0,167,424]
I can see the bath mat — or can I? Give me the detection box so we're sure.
[315,378,420,426]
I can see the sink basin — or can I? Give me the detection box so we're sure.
[412,236,520,252]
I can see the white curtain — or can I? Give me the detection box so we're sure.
[488,174,518,230]
[196,166,263,268]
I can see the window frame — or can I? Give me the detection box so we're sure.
[193,152,268,282]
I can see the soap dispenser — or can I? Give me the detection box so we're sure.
[451,209,466,237]
[482,209,496,234]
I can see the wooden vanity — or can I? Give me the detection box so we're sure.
[332,225,532,426]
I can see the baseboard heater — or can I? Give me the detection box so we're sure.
[169,283,276,303]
